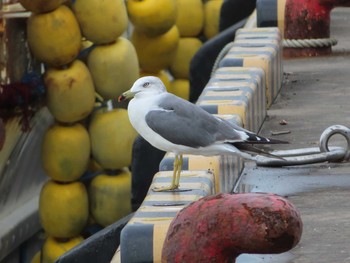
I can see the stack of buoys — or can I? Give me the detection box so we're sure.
[88,107,137,227]
[203,0,224,40]
[169,0,204,100]
[126,0,181,97]
[71,0,138,229]
[125,0,224,101]
[169,0,225,101]
[22,0,227,261]
[24,1,88,262]
[72,0,139,100]
[22,0,138,262]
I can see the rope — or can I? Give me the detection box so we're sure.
[283,37,338,48]
[211,42,235,77]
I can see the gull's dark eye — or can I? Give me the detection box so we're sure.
[143,82,150,88]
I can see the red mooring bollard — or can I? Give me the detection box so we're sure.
[162,193,303,263]
[284,0,350,57]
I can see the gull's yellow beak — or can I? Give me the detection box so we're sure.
[118,90,137,102]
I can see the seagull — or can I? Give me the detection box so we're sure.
[118,76,287,191]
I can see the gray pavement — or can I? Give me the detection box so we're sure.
[236,8,350,263]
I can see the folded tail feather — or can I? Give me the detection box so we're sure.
[232,142,285,160]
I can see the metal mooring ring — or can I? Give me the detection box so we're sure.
[319,125,350,160]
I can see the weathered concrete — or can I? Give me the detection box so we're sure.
[236,7,350,263]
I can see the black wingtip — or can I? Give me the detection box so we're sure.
[265,137,289,144]
[246,133,289,144]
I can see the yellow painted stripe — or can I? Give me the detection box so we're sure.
[236,27,281,39]
[209,67,268,129]
[175,170,214,181]
[204,90,245,97]
[151,182,213,194]
[234,39,279,45]
[229,47,278,100]
[139,206,184,213]
[144,195,202,202]
[219,104,247,124]
[153,223,171,262]
[230,46,277,55]
[198,99,248,128]
[233,39,282,90]
[187,156,221,193]
[277,0,286,38]
[208,80,258,89]
[216,66,265,74]
[164,153,220,176]
[216,114,243,127]
[213,73,254,80]
[212,70,265,93]
[129,217,174,224]
[153,170,211,178]
[240,57,273,107]
[229,47,279,92]
[110,247,121,263]
[199,99,243,105]
[204,81,257,131]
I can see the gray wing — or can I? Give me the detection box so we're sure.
[145,94,244,148]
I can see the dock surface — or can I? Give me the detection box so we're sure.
[236,7,350,263]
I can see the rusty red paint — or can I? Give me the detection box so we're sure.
[0,82,38,131]
[162,193,302,263]
[284,0,350,57]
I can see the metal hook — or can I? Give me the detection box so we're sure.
[256,125,350,167]
[319,125,350,160]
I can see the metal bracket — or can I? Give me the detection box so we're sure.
[257,125,350,167]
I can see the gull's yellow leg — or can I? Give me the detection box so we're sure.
[170,154,179,188]
[152,155,180,192]
[174,154,183,188]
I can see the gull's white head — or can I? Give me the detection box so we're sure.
[118,76,166,102]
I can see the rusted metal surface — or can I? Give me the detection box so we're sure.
[162,193,302,263]
[0,5,43,130]
[284,0,350,57]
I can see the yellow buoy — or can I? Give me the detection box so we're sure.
[89,109,138,170]
[175,0,204,37]
[89,168,132,226]
[87,158,103,173]
[126,0,176,36]
[170,37,202,79]
[27,5,81,67]
[131,25,180,73]
[42,123,90,182]
[87,37,139,100]
[203,0,224,40]
[72,0,128,44]
[41,236,84,263]
[169,79,190,100]
[30,251,41,263]
[39,180,89,238]
[44,60,95,123]
[19,0,66,13]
